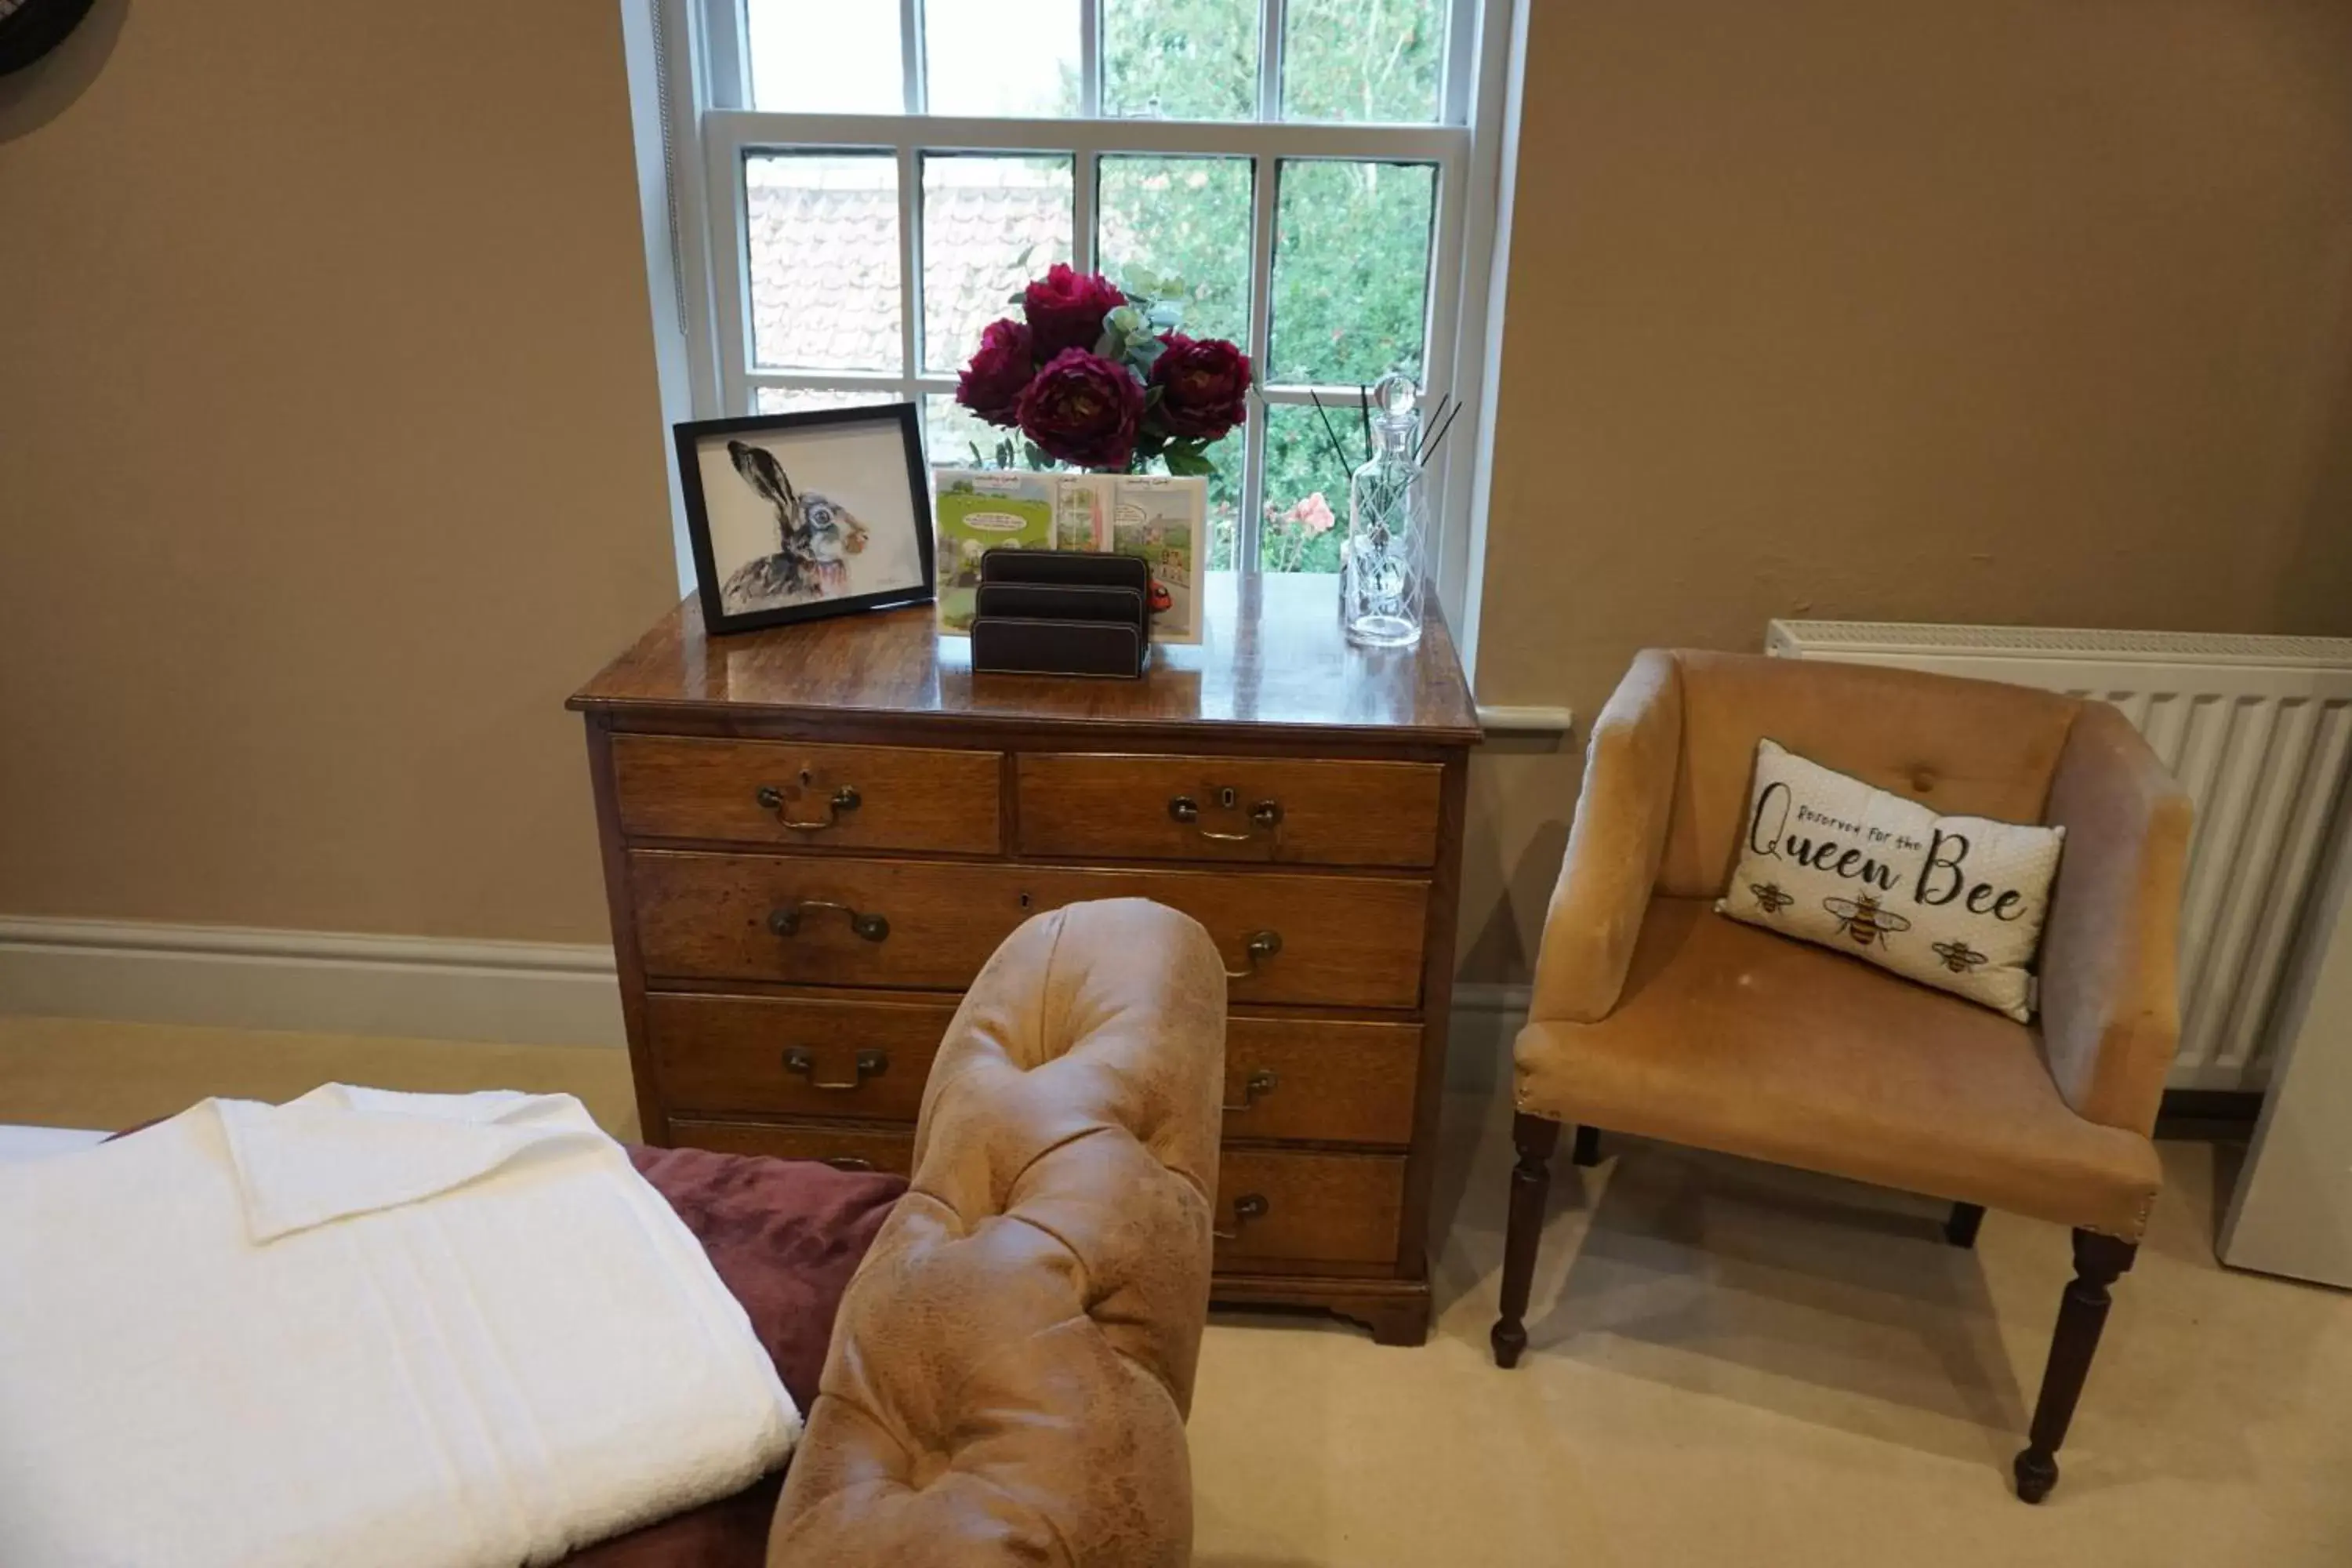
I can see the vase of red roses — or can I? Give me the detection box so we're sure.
[953,263,1252,474]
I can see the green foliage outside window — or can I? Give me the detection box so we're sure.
[1051,0,1445,569]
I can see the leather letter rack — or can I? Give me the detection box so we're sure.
[969,549,1152,679]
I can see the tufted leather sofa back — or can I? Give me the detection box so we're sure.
[769,898,1227,1567]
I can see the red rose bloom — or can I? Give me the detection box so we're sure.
[1150,332,1253,441]
[1022,263,1128,360]
[1016,348,1145,470]
[955,317,1033,427]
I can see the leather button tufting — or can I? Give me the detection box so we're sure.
[1911,768,1936,793]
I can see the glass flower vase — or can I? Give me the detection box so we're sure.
[1339,374,1427,648]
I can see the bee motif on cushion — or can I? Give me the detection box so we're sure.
[1821,893,1913,949]
[1749,882,1795,916]
[1930,938,1988,975]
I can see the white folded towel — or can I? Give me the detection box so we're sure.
[0,1086,799,1568]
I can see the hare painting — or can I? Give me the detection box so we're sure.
[719,439,870,613]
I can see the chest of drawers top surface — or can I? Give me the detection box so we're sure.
[569,572,1479,747]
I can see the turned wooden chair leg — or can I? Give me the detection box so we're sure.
[1570,1124,1603,1167]
[1944,1201,1986,1249]
[2014,1229,2137,1504]
[1491,1113,1562,1369]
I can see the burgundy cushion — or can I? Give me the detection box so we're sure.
[548,1146,906,1568]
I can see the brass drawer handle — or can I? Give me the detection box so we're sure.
[1168,793,1283,843]
[824,1155,877,1172]
[1224,930,1281,980]
[784,1047,888,1091]
[1213,1193,1270,1241]
[1221,1069,1279,1113]
[768,899,891,942]
[756,782,862,833]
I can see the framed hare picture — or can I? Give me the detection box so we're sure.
[673,405,935,636]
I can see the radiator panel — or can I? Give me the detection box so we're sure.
[1767,622,2352,1091]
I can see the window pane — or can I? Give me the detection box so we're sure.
[924,0,1080,118]
[1269,160,1435,386]
[746,2,904,113]
[754,387,904,415]
[924,394,1014,470]
[747,154,902,372]
[1260,404,1352,572]
[1200,430,1243,571]
[1102,0,1258,121]
[1282,0,1443,123]
[922,156,1073,375]
[1097,156,1251,349]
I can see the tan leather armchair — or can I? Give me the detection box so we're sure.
[773,898,1226,1566]
[1492,651,2190,1504]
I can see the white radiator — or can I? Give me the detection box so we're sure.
[1766,621,2352,1091]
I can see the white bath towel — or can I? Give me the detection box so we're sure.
[0,1086,799,1568]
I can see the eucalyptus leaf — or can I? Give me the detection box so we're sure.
[1108,304,1145,335]
[1146,303,1185,330]
[1094,328,1124,359]
[1163,447,1214,477]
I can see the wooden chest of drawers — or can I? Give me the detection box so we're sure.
[571,573,1479,1345]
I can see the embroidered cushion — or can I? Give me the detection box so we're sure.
[1715,739,2064,1022]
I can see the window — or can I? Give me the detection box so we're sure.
[659,0,1507,579]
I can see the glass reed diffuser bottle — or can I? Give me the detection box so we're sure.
[1339,372,1428,648]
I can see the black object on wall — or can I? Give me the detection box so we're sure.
[0,0,98,76]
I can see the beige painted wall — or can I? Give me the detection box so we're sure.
[1460,0,2352,983]
[0,0,681,942]
[5,1,2348,985]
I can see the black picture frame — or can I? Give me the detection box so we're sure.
[673,403,936,637]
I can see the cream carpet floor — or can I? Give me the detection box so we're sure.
[4,1016,2346,1565]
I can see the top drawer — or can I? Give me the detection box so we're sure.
[610,736,1001,855]
[1016,753,1444,868]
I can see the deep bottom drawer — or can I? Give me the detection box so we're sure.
[1214,1149,1405,1269]
[648,993,955,1122]
[665,1120,1405,1271]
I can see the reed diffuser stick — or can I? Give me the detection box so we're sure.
[1414,393,1452,465]
[1417,399,1463,468]
[1306,390,1353,475]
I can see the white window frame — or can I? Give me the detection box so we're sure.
[646,0,1517,631]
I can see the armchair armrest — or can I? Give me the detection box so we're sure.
[2037,703,2193,1135]
[1527,650,1684,1025]
[770,898,1225,1568]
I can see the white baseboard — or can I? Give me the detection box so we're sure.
[0,913,1530,1068]
[0,916,626,1048]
